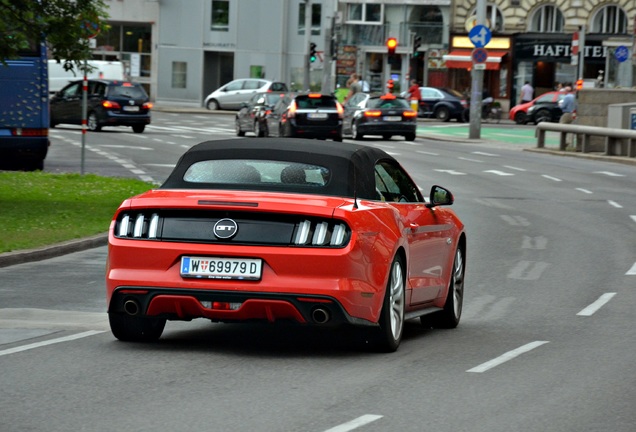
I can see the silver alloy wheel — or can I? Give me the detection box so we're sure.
[452,248,464,319]
[388,259,405,340]
[88,112,99,131]
[254,120,261,137]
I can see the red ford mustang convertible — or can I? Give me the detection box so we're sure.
[106,138,466,352]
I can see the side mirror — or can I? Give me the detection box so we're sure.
[426,185,454,208]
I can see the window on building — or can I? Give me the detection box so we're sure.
[591,5,627,34]
[346,3,383,24]
[298,2,322,35]
[470,4,504,32]
[530,5,564,32]
[211,0,229,31]
[172,61,187,89]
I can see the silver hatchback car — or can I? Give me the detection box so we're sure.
[204,79,288,110]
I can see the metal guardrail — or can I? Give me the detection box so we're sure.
[536,122,636,158]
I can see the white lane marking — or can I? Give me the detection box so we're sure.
[594,171,625,177]
[508,261,550,280]
[627,262,636,276]
[630,215,636,223]
[416,150,439,156]
[500,215,530,226]
[467,341,549,373]
[542,174,562,182]
[0,331,105,357]
[434,169,466,175]
[458,157,483,163]
[99,145,154,150]
[577,293,616,316]
[576,188,593,194]
[472,151,499,157]
[484,170,514,176]
[144,163,176,168]
[322,415,383,432]
[504,165,526,171]
[608,200,623,208]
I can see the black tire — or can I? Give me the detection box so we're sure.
[435,106,451,122]
[333,135,343,142]
[254,120,265,137]
[132,124,145,133]
[87,112,101,132]
[370,255,406,352]
[404,133,416,141]
[422,246,465,329]
[235,118,245,137]
[461,109,470,123]
[514,111,527,125]
[109,313,166,342]
[352,122,363,140]
[382,134,391,140]
[206,99,219,110]
[534,109,551,124]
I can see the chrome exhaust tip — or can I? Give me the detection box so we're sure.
[311,307,330,324]
[123,299,140,316]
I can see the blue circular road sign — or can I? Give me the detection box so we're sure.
[615,45,629,63]
[468,25,492,48]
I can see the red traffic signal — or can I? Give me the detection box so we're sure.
[386,37,397,55]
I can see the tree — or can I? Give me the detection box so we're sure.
[0,0,109,70]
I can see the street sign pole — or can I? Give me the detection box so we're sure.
[469,0,488,139]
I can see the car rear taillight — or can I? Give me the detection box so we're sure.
[364,110,382,117]
[117,213,160,239]
[11,128,48,137]
[287,100,298,118]
[461,99,468,108]
[102,100,121,109]
[308,93,322,98]
[293,219,351,247]
[403,110,417,118]
[142,102,153,110]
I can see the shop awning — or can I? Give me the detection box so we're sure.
[443,50,507,70]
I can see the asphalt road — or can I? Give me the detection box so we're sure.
[1,111,635,431]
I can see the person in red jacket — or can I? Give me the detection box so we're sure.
[407,79,421,112]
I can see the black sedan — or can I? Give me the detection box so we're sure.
[418,87,467,122]
[263,93,343,142]
[343,93,417,141]
[235,92,288,137]
[50,79,152,133]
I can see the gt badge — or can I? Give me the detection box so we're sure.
[213,218,238,239]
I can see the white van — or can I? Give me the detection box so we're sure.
[48,60,126,94]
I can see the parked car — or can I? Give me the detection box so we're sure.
[264,93,343,141]
[50,79,152,133]
[418,87,468,122]
[106,138,467,352]
[204,79,288,110]
[235,92,289,137]
[509,91,565,124]
[343,93,417,140]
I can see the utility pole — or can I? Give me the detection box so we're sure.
[303,0,311,91]
[468,0,487,139]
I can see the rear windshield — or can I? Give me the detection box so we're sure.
[295,96,337,109]
[368,98,410,109]
[108,83,148,99]
[183,159,331,188]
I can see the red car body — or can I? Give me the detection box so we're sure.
[106,138,466,351]
[509,91,562,124]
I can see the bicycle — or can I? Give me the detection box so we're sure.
[461,103,501,123]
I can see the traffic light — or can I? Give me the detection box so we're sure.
[576,78,583,90]
[386,37,397,56]
[309,42,317,63]
[387,79,394,92]
[413,36,422,57]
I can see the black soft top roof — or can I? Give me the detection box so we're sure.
[161,138,396,199]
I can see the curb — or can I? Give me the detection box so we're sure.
[0,233,108,268]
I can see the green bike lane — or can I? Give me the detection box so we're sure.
[416,123,561,147]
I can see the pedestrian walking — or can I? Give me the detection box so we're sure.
[344,73,362,103]
[559,86,576,148]
[407,79,421,112]
[520,81,533,103]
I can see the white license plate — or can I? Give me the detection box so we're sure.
[123,106,140,112]
[383,116,402,121]
[307,112,328,119]
[180,256,262,280]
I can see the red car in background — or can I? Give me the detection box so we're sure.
[106,138,466,352]
[509,91,563,125]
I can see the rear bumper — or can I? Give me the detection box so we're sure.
[357,122,416,136]
[289,120,342,139]
[108,287,375,327]
[0,136,49,160]
[102,111,151,126]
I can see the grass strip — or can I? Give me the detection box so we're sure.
[0,172,154,253]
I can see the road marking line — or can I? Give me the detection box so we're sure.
[467,341,549,373]
[416,150,439,156]
[542,174,562,182]
[577,293,616,316]
[507,261,550,280]
[576,188,593,194]
[0,331,105,357]
[630,215,636,223]
[627,262,636,276]
[472,151,499,157]
[608,200,622,208]
[458,157,483,163]
[594,171,624,177]
[323,415,383,432]
[504,165,526,171]
[484,170,514,176]
[434,169,466,175]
